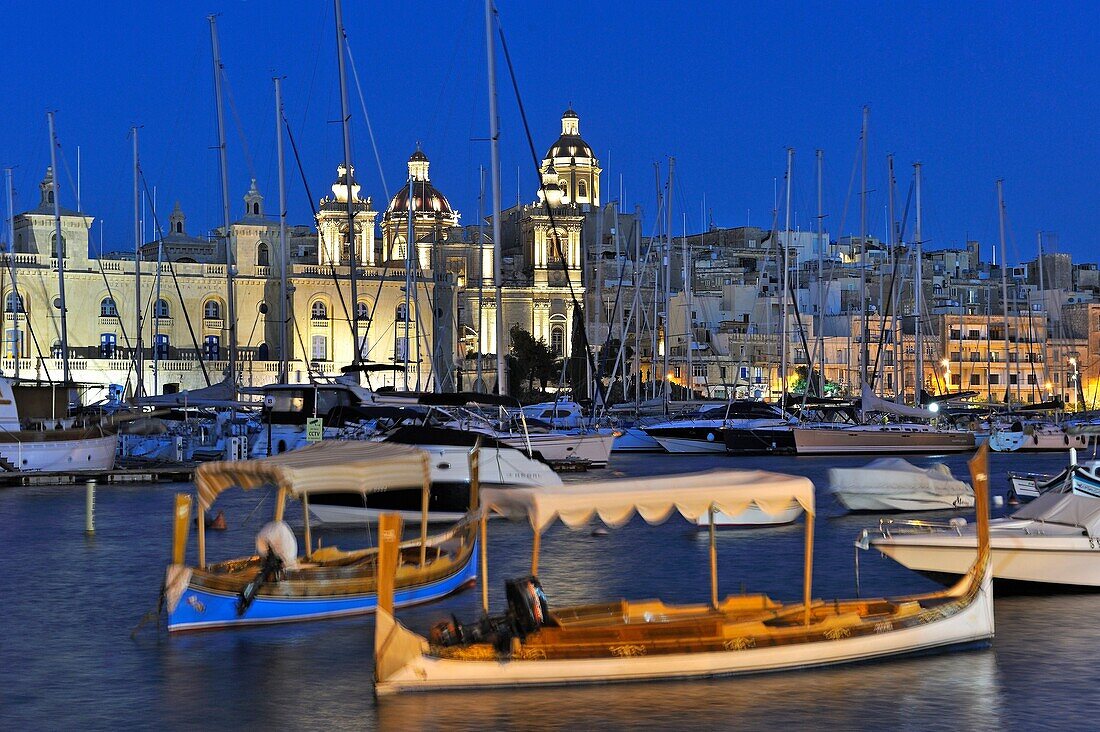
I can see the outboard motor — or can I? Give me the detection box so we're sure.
[431,575,552,653]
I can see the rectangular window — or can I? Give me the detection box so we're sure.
[673,367,681,379]
[950,373,960,386]
[989,373,1000,385]
[311,335,328,362]
[5,329,22,359]
[203,335,220,361]
[1027,374,1037,385]
[1009,374,1018,385]
[153,334,169,359]
[692,363,706,377]
[739,366,749,380]
[99,333,117,359]
[394,336,408,362]
[970,373,981,386]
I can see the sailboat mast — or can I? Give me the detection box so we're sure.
[780,147,793,398]
[208,16,238,387]
[913,162,924,405]
[887,154,899,399]
[858,106,869,389]
[46,112,71,384]
[6,168,20,381]
[404,177,414,390]
[663,158,673,404]
[484,0,506,396]
[815,149,825,398]
[476,166,485,392]
[333,0,361,366]
[996,179,1011,403]
[274,77,290,384]
[132,127,142,398]
[1035,230,1050,391]
[682,210,692,398]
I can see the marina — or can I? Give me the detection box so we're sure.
[1,0,1098,728]
[4,449,1100,727]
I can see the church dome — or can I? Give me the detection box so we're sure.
[387,181,454,216]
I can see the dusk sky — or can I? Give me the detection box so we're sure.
[2,1,1095,264]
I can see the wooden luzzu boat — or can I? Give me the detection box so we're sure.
[373,449,995,695]
[162,441,478,632]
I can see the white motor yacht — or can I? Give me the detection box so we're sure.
[829,458,974,512]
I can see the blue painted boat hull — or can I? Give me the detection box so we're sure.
[168,542,478,632]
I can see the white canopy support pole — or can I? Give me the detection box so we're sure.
[708,504,718,610]
[803,514,814,625]
[197,504,207,569]
[302,493,313,561]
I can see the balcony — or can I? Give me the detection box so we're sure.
[99,315,120,328]
[203,318,225,331]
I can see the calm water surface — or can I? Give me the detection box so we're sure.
[3,451,1099,730]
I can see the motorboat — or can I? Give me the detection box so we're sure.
[828,458,974,512]
[644,401,790,455]
[306,426,563,525]
[161,440,478,632]
[989,421,1089,452]
[864,450,1100,588]
[1007,450,1100,502]
[0,376,117,472]
[695,500,805,527]
[517,399,586,430]
[372,456,994,695]
[611,426,663,452]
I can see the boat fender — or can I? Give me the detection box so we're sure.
[949,517,967,527]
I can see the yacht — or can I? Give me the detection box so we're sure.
[829,458,974,512]
[645,401,790,454]
[989,420,1089,452]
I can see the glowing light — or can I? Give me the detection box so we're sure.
[941,358,950,368]
[1070,357,1078,367]
[928,402,940,413]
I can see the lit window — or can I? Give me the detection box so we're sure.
[100,298,119,318]
[311,301,328,321]
[203,300,221,320]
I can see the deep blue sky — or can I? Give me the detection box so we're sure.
[2,1,1095,265]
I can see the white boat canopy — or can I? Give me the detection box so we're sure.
[195,440,429,510]
[1012,491,1100,535]
[482,469,815,534]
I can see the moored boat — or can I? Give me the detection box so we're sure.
[828,458,974,512]
[162,441,478,632]
[372,453,994,695]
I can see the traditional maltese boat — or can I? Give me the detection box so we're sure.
[162,441,478,632]
[372,452,994,695]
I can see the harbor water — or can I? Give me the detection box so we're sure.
[3,451,1099,729]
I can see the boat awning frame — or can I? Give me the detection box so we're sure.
[195,440,430,511]
[482,469,815,534]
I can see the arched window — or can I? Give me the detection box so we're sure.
[256,242,270,267]
[51,232,66,258]
[154,299,170,319]
[257,342,270,361]
[5,292,25,313]
[550,325,565,356]
[51,340,63,358]
[311,301,328,321]
[395,302,408,322]
[100,298,118,318]
[203,299,221,320]
[253,202,260,215]
[578,180,588,199]
[392,238,407,262]
[175,221,183,234]
[356,301,371,321]
[559,181,569,199]
[47,191,54,205]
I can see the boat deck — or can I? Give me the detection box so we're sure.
[0,460,196,486]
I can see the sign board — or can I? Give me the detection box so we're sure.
[305,417,323,442]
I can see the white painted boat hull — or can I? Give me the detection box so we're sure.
[650,435,727,454]
[989,430,1089,452]
[374,569,993,694]
[0,431,117,471]
[503,432,615,467]
[793,428,975,455]
[611,428,663,452]
[833,492,974,512]
[873,533,1100,587]
[696,502,805,526]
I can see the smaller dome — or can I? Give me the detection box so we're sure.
[409,149,429,163]
[562,107,578,119]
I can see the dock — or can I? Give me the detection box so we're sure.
[0,460,196,487]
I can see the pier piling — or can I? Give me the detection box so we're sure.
[85,479,96,533]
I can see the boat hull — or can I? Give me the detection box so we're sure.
[792,428,975,455]
[167,542,478,632]
[503,432,615,467]
[988,430,1089,452]
[611,428,663,452]
[833,492,974,512]
[696,502,805,526]
[724,427,796,455]
[375,572,993,695]
[873,534,1100,587]
[648,433,728,454]
[0,430,117,471]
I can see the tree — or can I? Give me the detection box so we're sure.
[509,325,558,398]
[567,306,588,401]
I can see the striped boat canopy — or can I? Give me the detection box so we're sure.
[195,441,430,510]
[483,469,815,534]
